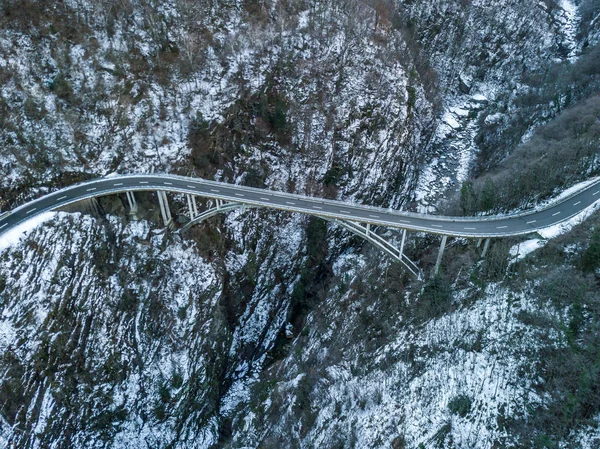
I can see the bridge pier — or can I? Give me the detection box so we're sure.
[434,235,448,275]
[481,238,491,258]
[157,191,172,226]
[186,194,197,219]
[400,229,406,257]
[126,191,137,214]
[192,196,198,216]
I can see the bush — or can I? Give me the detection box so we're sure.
[448,394,472,417]
[581,227,600,273]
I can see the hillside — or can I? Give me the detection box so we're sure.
[1,1,600,448]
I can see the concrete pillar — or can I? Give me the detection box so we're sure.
[192,196,198,217]
[481,238,491,258]
[186,194,195,219]
[126,191,137,213]
[434,235,448,275]
[216,199,223,210]
[157,191,172,226]
[366,223,371,236]
[476,238,482,248]
[399,229,407,257]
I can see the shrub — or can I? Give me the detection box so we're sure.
[581,227,600,273]
[448,394,472,417]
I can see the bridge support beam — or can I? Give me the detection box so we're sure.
[481,238,491,258]
[476,238,482,248]
[179,202,246,232]
[400,229,407,257]
[126,191,137,213]
[434,235,448,275]
[186,194,196,219]
[192,196,198,217]
[157,191,172,226]
[328,219,422,279]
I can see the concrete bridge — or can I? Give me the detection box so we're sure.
[1,174,600,279]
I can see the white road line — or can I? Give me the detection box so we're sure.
[0,223,7,230]
[552,211,561,216]
[574,201,581,206]
[163,182,173,185]
[464,227,476,230]
[313,205,322,209]
[57,196,67,201]
[526,220,536,224]
[235,193,245,197]
[86,188,97,192]
[285,201,296,205]
[340,210,351,214]
[26,208,37,214]
[187,185,196,189]
[432,224,444,228]
[113,183,123,186]
[496,226,508,229]
[260,197,271,201]
[139,181,148,184]
[594,191,600,196]
[210,189,220,192]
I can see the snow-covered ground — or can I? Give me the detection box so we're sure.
[0,212,57,251]
[415,94,489,213]
[557,0,581,61]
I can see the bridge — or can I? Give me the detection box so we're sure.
[1,174,600,279]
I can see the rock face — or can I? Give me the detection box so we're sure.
[1,0,600,448]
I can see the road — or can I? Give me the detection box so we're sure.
[1,174,600,239]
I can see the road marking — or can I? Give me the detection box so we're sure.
[496,226,508,229]
[286,201,296,205]
[0,223,7,230]
[260,197,271,201]
[313,205,322,209]
[526,220,536,224]
[187,185,196,189]
[369,214,380,218]
[573,201,581,206]
[432,224,444,228]
[113,183,123,186]
[57,196,67,201]
[552,211,561,216]
[163,182,173,185]
[340,210,351,214]
[210,189,220,192]
[235,193,245,197]
[464,227,476,230]
[26,208,37,214]
[594,191,600,196]
[86,188,97,192]
[139,181,148,184]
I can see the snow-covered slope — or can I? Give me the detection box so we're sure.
[1,0,600,448]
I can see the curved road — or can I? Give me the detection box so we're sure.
[1,174,600,239]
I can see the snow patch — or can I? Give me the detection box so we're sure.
[0,212,57,252]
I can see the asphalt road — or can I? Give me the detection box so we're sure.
[1,174,600,239]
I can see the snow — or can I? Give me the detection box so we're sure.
[557,0,581,61]
[0,212,57,252]
[509,238,545,262]
[544,176,600,206]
